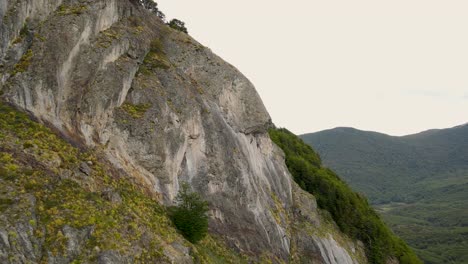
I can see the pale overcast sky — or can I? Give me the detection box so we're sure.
[157,0,468,136]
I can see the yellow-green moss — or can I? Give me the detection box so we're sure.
[270,192,289,227]
[120,103,151,119]
[57,4,88,16]
[0,198,13,213]
[139,39,171,74]
[12,49,33,75]
[127,16,145,35]
[133,26,145,35]
[35,33,46,42]
[0,101,176,261]
[12,23,28,44]
[259,253,286,264]
[193,236,248,264]
[197,86,205,95]
[97,28,121,49]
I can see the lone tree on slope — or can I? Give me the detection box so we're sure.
[170,182,209,243]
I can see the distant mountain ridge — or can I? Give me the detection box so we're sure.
[301,124,468,203]
[300,124,468,264]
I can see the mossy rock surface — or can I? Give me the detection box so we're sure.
[0,101,245,263]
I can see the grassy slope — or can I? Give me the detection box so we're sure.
[301,126,468,264]
[0,101,246,263]
[269,128,421,264]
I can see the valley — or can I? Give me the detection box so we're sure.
[302,125,468,263]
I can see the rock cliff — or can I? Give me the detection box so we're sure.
[0,0,367,263]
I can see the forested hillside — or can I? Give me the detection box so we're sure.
[301,125,468,263]
[269,128,421,264]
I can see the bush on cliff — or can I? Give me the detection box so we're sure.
[167,19,188,33]
[138,0,166,20]
[170,182,209,243]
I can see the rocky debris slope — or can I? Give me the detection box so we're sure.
[1,0,366,263]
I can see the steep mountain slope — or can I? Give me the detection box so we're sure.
[0,101,246,263]
[269,128,420,264]
[301,125,468,263]
[0,0,394,263]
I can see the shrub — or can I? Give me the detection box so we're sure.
[167,19,188,34]
[139,39,171,73]
[170,182,209,243]
[138,0,165,20]
[12,49,33,76]
[57,4,88,16]
[120,103,151,119]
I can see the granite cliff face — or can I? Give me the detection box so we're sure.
[0,0,367,263]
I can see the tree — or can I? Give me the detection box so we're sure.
[167,19,188,34]
[170,182,209,243]
[138,0,166,20]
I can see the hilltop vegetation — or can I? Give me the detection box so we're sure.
[269,128,421,264]
[301,126,468,263]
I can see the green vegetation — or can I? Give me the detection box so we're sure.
[0,102,172,260]
[138,0,166,20]
[301,125,468,263]
[57,4,88,16]
[0,101,242,262]
[139,39,171,74]
[168,19,188,34]
[12,23,28,44]
[120,102,151,118]
[12,49,33,76]
[19,23,28,37]
[269,128,421,264]
[380,205,468,264]
[170,182,209,243]
[35,33,46,42]
[96,28,122,49]
[0,198,13,213]
[193,236,248,264]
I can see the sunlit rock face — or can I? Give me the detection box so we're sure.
[0,0,366,262]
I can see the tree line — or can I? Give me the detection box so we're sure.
[137,0,188,33]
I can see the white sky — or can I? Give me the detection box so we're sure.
[157,0,468,136]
